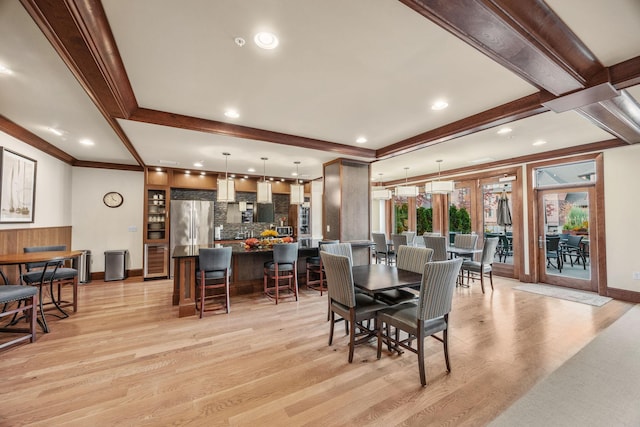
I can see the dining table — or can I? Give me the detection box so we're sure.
[351,263,423,295]
[0,250,82,332]
[446,246,483,259]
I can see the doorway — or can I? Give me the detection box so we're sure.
[537,187,596,292]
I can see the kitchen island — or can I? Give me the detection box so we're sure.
[171,239,373,317]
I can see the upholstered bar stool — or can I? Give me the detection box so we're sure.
[196,247,232,317]
[306,240,339,294]
[264,243,299,304]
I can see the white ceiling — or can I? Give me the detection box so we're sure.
[1,0,639,182]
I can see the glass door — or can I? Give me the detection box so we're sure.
[537,187,596,291]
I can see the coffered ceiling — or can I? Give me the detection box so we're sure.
[0,0,639,184]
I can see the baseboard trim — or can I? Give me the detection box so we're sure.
[607,287,640,303]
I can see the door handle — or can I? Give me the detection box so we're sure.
[538,236,544,248]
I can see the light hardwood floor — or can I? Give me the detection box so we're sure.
[0,276,633,426]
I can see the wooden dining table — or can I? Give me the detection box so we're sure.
[351,263,423,294]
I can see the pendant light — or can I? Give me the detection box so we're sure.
[395,167,419,197]
[257,157,272,204]
[425,159,455,194]
[217,152,235,202]
[372,173,392,200]
[290,161,305,205]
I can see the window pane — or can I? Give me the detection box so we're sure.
[535,160,596,188]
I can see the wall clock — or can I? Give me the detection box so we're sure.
[103,191,124,208]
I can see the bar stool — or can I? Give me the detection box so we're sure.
[306,240,339,294]
[264,243,299,304]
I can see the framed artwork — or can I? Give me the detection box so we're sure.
[0,147,37,223]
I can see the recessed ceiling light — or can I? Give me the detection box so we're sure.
[244,175,249,179]
[254,32,279,50]
[224,109,240,119]
[0,65,13,75]
[431,100,448,110]
[155,167,162,172]
[200,172,206,176]
[281,178,285,182]
[185,170,191,175]
[469,157,494,164]
[193,161,203,168]
[497,127,512,135]
[247,168,256,173]
[230,174,236,178]
[269,177,274,181]
[356,136,367,144]
[533,140,547,146]
[79,139,94,146]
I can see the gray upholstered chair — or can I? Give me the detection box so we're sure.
[263,243,299,304]
[306,240,339,294]
[391,234,408,253]
[320,242,355,320]
[0,270,38,349]
[402,231,416,246]
[423,235,448,261]
[461,237,500,293]
[372,233,395,265]
[453,234,478,260]
[376,246,434,306]
[376,257,463,386]
[196,247,232,317]
[320,252,388,363]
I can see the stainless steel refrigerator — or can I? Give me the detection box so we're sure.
[170,200,214,277]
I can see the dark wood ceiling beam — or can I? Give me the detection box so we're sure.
[0,115,76,164]
[129,108,377,160]
[610,55,640,90]
[398,0,601,96]
[376,93,548,159]
[20,0,146,167]
[72,160,143,171]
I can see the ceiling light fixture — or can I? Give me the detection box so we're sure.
[217,152,236,203]
[290,161,305,205]
[193,161,203,168]
[79,139,94,146]
[356,136,367,144]
[431,100,449,110]
[0,65,13,75]
[47,127,64,136]
[372,173,392,200]
[533,140,548,146]
[425,160,455,194]
[396,167,419,197]
[257,157,272,204]
[497,127,512,135]
[254,32,279,50]
[224,109,240,119]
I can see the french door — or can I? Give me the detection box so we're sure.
[537,187,597,292]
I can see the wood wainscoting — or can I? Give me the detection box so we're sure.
[0,226,72,284]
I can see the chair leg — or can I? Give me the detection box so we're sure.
[225,277,230,314]
[275,271,279,305]
[443,327,451,372]
[30,293,37,342]
[417,327,426,386]
[376,320,383,359]
[479,271,485,294]
[348,311,356,363]
[200,280,205,319]
[489,270,494,291]
[328,309,335,346]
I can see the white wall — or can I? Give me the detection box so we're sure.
[311,180,323,239]
[604,145,640,292]
[71,167,144,273]
[0,132,72,228]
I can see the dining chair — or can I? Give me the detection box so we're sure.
[376,246,434,306]
[497,234,513,263]
[372,233,395,265]
[320,252,388,363]
[263,243,299,304]
[546,236,563,272]
[22,245,78,316]
[376,258,463,386]
[402,231,416,246]
[423,236,448,261]
[306,240,339,294]
[460,237,500,293]
[0,273,38,350]
[320,242,354,320]
[563,235,586,269]
[196,247,232,317]
[453,234,478,260]
[391,234,408,252]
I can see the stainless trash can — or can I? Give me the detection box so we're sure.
[73,250,91,283]
[104,250,128,281]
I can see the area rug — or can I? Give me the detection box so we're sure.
[489,305,640,427]
[513,283,612,306]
